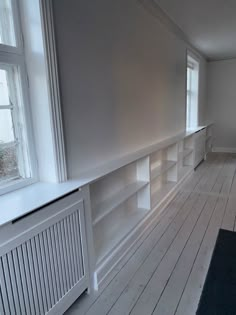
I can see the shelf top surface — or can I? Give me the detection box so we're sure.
[0,124,211,227]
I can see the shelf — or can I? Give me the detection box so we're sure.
[151,160,176,181]
[151,181,176,205]
[94,207,148,263]
[92,181,148,226]
[178,166,192,180]
[179,148,193,159]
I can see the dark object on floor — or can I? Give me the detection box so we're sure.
[197,229,236,315]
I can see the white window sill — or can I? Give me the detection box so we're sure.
[0,179,87,227]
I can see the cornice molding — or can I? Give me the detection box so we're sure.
[138,0,207,60]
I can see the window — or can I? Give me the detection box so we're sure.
[0,0,36,194]
[186,53,199,129]
[0,0,16,47]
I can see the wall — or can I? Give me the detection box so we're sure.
[207,59,236,151]
[52,0,207,178]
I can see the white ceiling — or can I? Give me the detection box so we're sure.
[154,0,236,60]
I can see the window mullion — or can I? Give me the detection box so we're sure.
[0,104,13,109]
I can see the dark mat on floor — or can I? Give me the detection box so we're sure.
[197,229,236,315]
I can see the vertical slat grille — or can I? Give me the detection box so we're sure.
[0,209,85,315]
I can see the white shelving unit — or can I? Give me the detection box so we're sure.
[205,125,213,155]
[93,195,149,263]
[151,160,177,181]
[92,181,148,226]
[150,144,178,209]
[178,135,194,180]
[88,125,211,288]
[151,176,176,209]
[90,157,150,265]
[194,128,207,167]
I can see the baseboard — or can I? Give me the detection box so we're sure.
[95,169,193,289]
[212,147,236,153]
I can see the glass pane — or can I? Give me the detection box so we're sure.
[0,68,10,106]
[0,109,15,143]
[187,67,191,91]
[0,144,19,182]
[0,62,32,187]
[0,0,16,47]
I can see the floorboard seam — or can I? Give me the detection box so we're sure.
[173,196,223,315]
[126,193,200,315]
[150,195,210,315]
[102,192,193,315]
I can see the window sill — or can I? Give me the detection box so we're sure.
[0,179,87,227]
[186,125,207,133]
[0,177,37,196]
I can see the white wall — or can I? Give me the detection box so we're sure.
[52,0,207,178]
[207,59,236,150]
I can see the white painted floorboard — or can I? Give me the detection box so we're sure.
[66,153,236,315]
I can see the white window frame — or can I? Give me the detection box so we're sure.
[0,0,38,195]
[0,0,67,195]
[39,0,67,182]
[0,0,22,54]
[186,51,200,130]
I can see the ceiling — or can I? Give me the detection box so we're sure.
[154,0,236,61]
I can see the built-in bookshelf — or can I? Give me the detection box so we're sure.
[194,128,207,167]
[90,157,150,264]
[205,125,213,155]
[89,126,211,287]
[178,135,194,180]
[150,144,178,209]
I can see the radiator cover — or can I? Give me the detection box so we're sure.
[0,195,89,315]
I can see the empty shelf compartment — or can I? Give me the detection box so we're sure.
[92,181,148,225]
[151,160,176,180]
[94,201,149,264]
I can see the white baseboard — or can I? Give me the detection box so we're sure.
[212,147,236,153]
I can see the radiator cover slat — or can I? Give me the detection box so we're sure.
[0,199,88,314]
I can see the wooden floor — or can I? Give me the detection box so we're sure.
[66,153,236,315]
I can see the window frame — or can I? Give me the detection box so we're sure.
[0,0,23,54]
[186,51,200,130]
[0,0,38,195]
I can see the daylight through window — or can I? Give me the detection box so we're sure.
[0,0,35,193]
[186,54,199,129]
